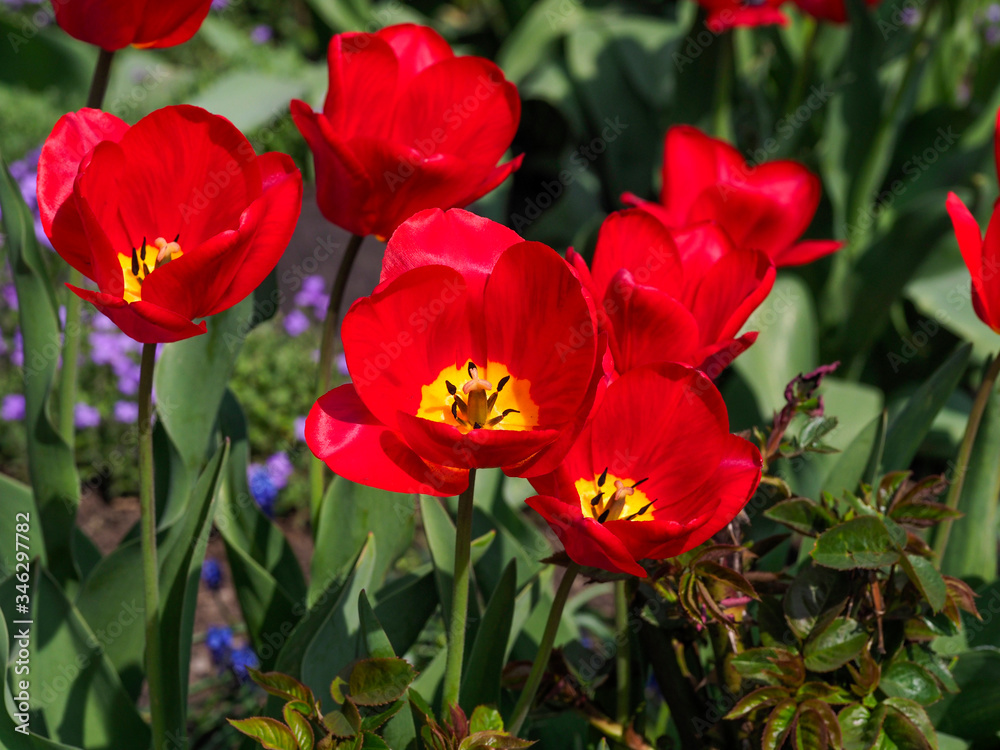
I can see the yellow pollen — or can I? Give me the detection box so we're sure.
[417,360,539,433]
[118,236,183,302]
[576,472,655,523]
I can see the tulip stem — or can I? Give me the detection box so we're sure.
[59,48,116,444]
[138,342,166,750]
[934,352,1000,560]
[310,232,365,519]
[712,33,734,142]
[783,18,818,121]
[443,469,477,711]
[509,562,580,737]
[614,580,631,737]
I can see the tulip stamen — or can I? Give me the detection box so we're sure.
[623,502,654,522]
[441,360,523,431]
[597,467,608,487]
[590,478,653,523]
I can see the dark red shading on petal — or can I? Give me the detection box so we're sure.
[484,242,597,428]
[67,285,206,344]
[525,494,647,577]
[323,33,399,140]
[380,208,522,294]
[396,412,560,470]
[590,209,683,302]
[688,248,775,343]
[777,239,844,267]
[706,5,787,31]
[343,264,477,430]
[307,385,468,496]
[978,207,1000,333]
[135,0,213,47]
[38,108,129,278]
[696,332,758,377]
[452,154,523,208]
[53,0,210,49]
[946,192,993,329]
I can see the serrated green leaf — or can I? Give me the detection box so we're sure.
[765,497,839,537]
[229,717,299,750]
[250,669,315,706]
[284,704,315,750]
[470,706,505,734]
[724,687,790,719]
[883,698,936,750]
[348,658,417,706]
[762,699,798,750]
[803,618,869,672]
[812,516,902,570]
[839,703,887,750]
[898,554,947,612]
[879,661,942,706]
[785,563,852,640]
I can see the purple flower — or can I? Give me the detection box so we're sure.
[335,352,349,376]
[211,0,229,9]
[201,558,223,590]
[283,309,310,337]
[250,24,273,44]
[231,645,259,682]
[295,276,330,320]
[92,313,118,332]
[2,284,17,311]
[206,625,233,665]
[11,331,23,367]
[248,464,278,516]
[1,393,26,421]
[988,24,1000,45]
[901,6,919,25]
[75,403,101,428]
[988,3,1000,22]
[113,401,139,423]
[294,417,306,442]
[266,452,294,490]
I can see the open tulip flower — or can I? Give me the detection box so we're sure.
[54,0,213,50]
[623,125,841,267]
[569,209,775,376]
[947,113,1000,333]
[526,362,762,577]
[306,209,602,496]
[694,0,789,31]
[291,24,522,240]
[38,105,303,343]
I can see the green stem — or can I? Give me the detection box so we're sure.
[783,18,818,120]
[712,33,734,142]
[138,343,165,750]
[443,469,477,711]
[309,233,365,519]
[637,624,703,750]
[59,48,116,443]
[934,353,1000,559]
[509,562,580,736]
[614,580,630,734]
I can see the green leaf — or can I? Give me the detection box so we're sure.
[898,554,947,612]
[879,343,973,474]
[470,706,505,734]
[360,702,404,732]
[724,687,791,719]
[0,158,79,586]
[372,569,439,659]
[189,72,310,133]
[812,516,903,570]
[228,717,299,750]
[358,591,394,660]
[348,658,417,707]
[879,661,942,706]
[765,498,838,537]
[311,477,416,605]
[793,706,829,750]
[0,474,41,580]
[459,732,534,750]
[284,704,315,750]
[883,699,936,750]
[803,618,869,672]
[882,704,933,750]
[929,648,1000,742]
[784,563,852,640]
[823,414,884,498]
[762,699,798,750]
[461,560,517,709]
[250,669,315,706]
[839,703,887,750]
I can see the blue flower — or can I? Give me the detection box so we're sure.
[201,558,223,590]
[231,646,260,682]
[205,625,233,665]
[248,464,278,516]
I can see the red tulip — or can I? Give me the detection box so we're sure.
[792,0,881,23]
[694,0,789,31]
[526,362,762,577]
[306,209,602,496]
[569,209,775,376]
[623,125,841,267]
[291,24,522,240]
[54,0,213,50]
[38,105,303,344]
[947,113,1000,332]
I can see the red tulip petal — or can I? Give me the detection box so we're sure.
[394,57,520,166]
[525,494,647,577]
[452,154,523,208]
[484,242,597,428]
[695,332,758,378]
[380,208,522,296]
[343,264,478,431]
[706,5,787,30]
[661,126,744,223]
[775,239,844,267]
[376,24,454,85]
[946,192,985,301]
[67,284,206,344]
[323,33,399,141]
[688,248,774,343]
[290,101,375,236]
[53,1,144,49]
[307,385,469,496]
[591,209,683,301]
[396,412,560,470]
[603,270,700,372]
[621,192,674,228]
[978,207,1000,331]
[142,152,302,319]
[670,221,734,302]
[134,0,212,47]
[38,108,129,278]
[588,362,729,503]
[647,434,761,559]
[94,105,262,252]
[604,505,718,562]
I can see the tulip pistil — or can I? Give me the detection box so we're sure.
[580,470,655,523]
[446,361,519,430]
[119,235,184,302]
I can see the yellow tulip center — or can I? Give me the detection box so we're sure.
[416,360,539,434]
[118,235,184,302]
[576,470,655,523]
